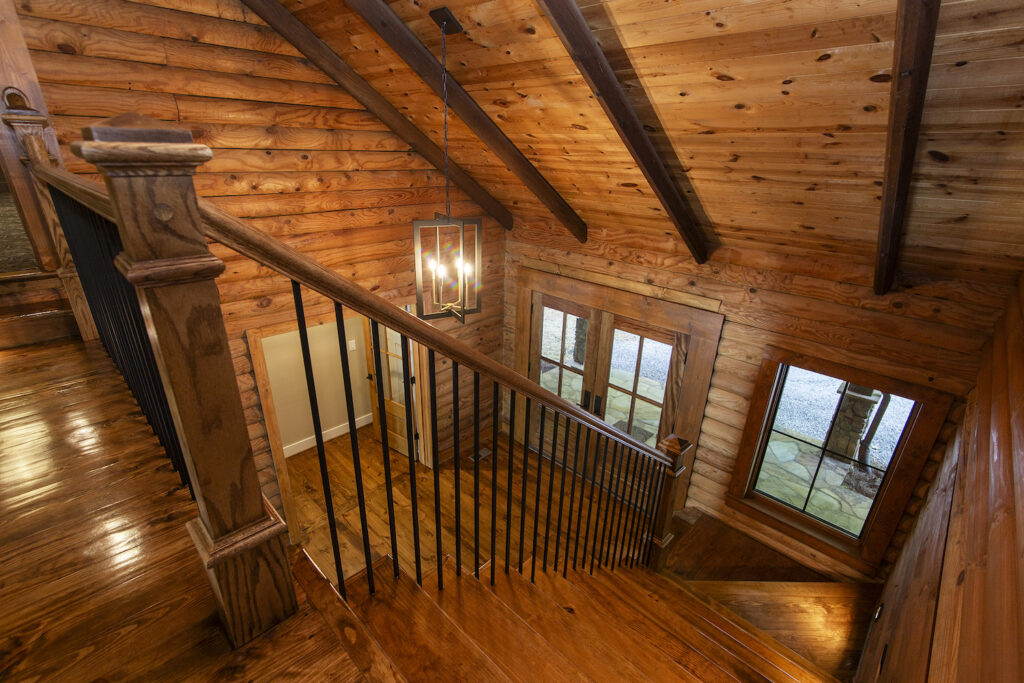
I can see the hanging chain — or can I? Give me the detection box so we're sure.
[441,22,451,218]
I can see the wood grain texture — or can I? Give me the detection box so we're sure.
[0,339,360,681]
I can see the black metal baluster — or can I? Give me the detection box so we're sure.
[541,411,560,572]
[504,391,516,574]
[529,406,547,582]
[628,455,656,568]
[570,427,593,572]
[452,361,462,576]
[517,398,532,574]
[473,371,481,579]
[427,349,443,589]
[490,381,499,586]
[291,281,345,596]
[400,334,422,585]
[613,448,641,568]
[643,465,668,564]
[334,303,374,593]
[552,414,574,572]
[606,446,631,570]
[622,454,649,567]
[596,442,622,569]
[369,322,399,578]
[589,437,612,574]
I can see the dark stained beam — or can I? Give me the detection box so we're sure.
[874,0,941,295]
[345,0,587,242]
[536,1,708,263]
[240,0,513,230]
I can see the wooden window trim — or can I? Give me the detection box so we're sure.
[726,346,953,571]
[515,267,724,450]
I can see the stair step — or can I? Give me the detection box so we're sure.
[346,556,509,682]
[567,566,763,682]
[528,566,713,682]
[0,306,76,350]
[420,558,584,683]
[681,581,880,681]
[622,568,837,682]
[291,551,405,682]
[485,561,649,681]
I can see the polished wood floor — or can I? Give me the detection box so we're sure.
[285,423,644,587]
[0,340,360,681]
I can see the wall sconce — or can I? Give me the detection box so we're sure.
[413,212,481,323]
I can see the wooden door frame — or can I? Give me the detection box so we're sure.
[246,306,366,542]
[514,267,724,451]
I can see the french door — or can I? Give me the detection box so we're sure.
[363,320,425,463]
[529,293,681,448]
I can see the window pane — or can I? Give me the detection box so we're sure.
[861,394,915,471]
[604,387,631,433]
[608,329,640,390]
[388,352,405,398]
[754,430,818,509]
[379,353,392,399]
[773,367,844,445]
[541,307,563,361]
[805,455,884,536]
[636,338,671,403]
[561,369,583,405]
[385,326,402,356]
[631,399,662,446]
[564,314,588,371]
[539,358,559,394]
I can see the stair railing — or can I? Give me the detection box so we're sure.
[29,115,693,608]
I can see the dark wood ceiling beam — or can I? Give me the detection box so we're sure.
[536,1,708,263]
[344,0,587,243]
[873,0,941,295]
[240,0,513,230]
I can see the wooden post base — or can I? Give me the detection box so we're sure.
[187,505,297,647]
[647,531,676,571]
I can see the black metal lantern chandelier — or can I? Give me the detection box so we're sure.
[413,8,482,324]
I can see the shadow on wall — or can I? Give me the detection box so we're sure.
[263,316,372,456]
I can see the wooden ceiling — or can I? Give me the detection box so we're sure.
[279,0,1022,284]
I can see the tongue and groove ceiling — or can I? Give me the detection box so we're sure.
[276,0,1024,286]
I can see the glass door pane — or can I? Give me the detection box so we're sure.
[599,323,674,447]
[539,305,590,408]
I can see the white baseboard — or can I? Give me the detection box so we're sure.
[283,413,374,457]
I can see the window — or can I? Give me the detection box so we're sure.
[604,327,673,447]
[728,347,952,569]
[538,305,589,406]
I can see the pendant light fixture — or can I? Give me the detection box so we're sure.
[413,7,482,324]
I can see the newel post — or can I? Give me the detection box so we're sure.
[72,114,296,646]
[648,434,695,570]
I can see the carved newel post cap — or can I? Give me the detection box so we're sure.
[657,433,693,474]
[70,113,211,173]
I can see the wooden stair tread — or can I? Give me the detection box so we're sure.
[571,566,767,682]
[291,551,405,682]
[346,556,509,682]
[420,558,584,683]
[621,568,838,682]
[485,561,649,681]
[528,566,715,682]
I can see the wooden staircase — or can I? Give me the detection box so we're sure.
[295,552,837,682]
[0,272,75,349]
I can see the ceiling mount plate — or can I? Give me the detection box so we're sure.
[429,7,463,34]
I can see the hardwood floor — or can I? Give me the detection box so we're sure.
[0,340,360,681]
[285,423,645,587]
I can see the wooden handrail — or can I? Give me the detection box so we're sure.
[30,158,677,466]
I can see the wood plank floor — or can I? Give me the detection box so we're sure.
[285,423,644,586]
[0,340,360,681]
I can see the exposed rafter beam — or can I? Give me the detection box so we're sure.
[535,1,708,263]
[874,0,940,295]
[345,0,587,242]
[240,0,513,230]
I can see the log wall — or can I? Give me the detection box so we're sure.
[16,0,506,513]
[856,273,1023,681]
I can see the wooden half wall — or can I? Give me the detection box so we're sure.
[14,0,506,513]
[856,274,1024,681]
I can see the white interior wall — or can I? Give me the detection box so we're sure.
[263,317,373,456]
